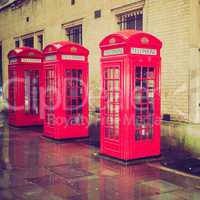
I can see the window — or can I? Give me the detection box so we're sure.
[23,37,34,48]
[15,39,20,48]
[45,69,55,126]
[118,10,143,30]
[94,10,101,19]
[134,66,155,140]
[8,70,16,112]
[37,34,43,50]
[0,43,2,88]
[24,70,40,115]
[66,69,83,125]
[104,66,120,140]
[65,25,82,44]
[71,0,75,5]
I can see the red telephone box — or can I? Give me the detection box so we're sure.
[43,41,89,139]
[99,30,162,160]
[8,47,43,126]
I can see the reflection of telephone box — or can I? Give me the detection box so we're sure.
[8,47,43,126]
[43,41,89,139]
[99,30,162,160]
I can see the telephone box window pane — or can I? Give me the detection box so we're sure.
[9,70,16,112]
[24,70,39,115]
[24,71,30,113]
[149,128,153,139]
[103,66,120,140]
[135,66,155,141]
[142,67,147,78]
[149,104,154,114]
[142,92,147,103]
[148,80,154,102]
[32,71,39,115]
[66,69,83,125]
[149,115,153,125]
[66,79,71,88]
[136,67,141,78]
[66,70,71,77]
[45,69,55,126]
[72,88,77,97]
[135,79,140,87]
[141,129,147,139]
[135,130,140,140]
[148,67,154,78]
[104,70,108,79]
[135,116,140,128]
[78,87,83,96]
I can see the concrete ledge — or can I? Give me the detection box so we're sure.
[162,120,200,158]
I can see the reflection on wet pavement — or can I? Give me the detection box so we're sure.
[0,126,200,200]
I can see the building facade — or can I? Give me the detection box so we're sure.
[0,0,200,125]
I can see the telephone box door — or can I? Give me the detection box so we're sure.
[101,61,122,157]
[44,66,56,132]
[8,69,16,114]
[132,60,160,158]
[65,68,85,126]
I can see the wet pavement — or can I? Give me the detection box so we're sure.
[0,126,200,200]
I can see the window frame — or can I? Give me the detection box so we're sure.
[37,34,43,50]
[117,9,143,31]
[22,36,34,48]
[65,24,82,45]
[15,39,20,48]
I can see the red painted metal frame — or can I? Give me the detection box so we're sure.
[99,30,162,160]
[43,41,89,139]
[7,47,44,127]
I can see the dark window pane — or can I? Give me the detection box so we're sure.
[119,11,143,31]
[15,40,20,48]
[148,67,154,78]
[66,69,83,125]
[136,67,141,78]
[104,67,120,140]
[45,69,55,125]
[135,130,140,140]
[24,70,39,115]
[142,67,147,78]
[136,14,143,30]
[37,35,43,50]
[66,25,82,44]
[23,37,34,48]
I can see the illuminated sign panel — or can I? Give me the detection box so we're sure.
[21,58,42,63]
[61,54,85,61]
[131,48,157,55]
[45,55,56,61]
[103,48,124,56]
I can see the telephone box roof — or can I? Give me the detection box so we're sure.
[100,30,162,48]
[43,41,89,56]
[8,47,43,59]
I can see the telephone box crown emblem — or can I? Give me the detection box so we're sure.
[28,52,35,56]
[141,37,149,44]
[48,47,53,52]
[109,38,116,44]
[71,47,77,53]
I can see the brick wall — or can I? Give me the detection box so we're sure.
[146,0,191,121]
